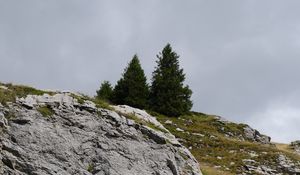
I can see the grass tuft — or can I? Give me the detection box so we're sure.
[71,93,113,110]
[37,106,54,117]
[0,83,53,106]
[4,111,16,120]
[93,98,113,110]
[87,163,94,173]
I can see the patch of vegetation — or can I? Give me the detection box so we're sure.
[4,111,16,120]
[87,163,94,173]
[71,93,113,110]
[0,88,16,106]
[152,111,300,174]
[201,164,234,175]
[37,106,54,117]
[71,94,85,104]
[93,98,113,110]
[276,143,296,155]
[6,84,48,98]
[0,83,53,106]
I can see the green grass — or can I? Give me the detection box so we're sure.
[151,111,300,174]
[201,164,234,175]
[93,98,113,110]
[0,83,52,106]
[87,163,94,173]
[6,84,47,97]
[0,82,113,112]
[4,111,16,120]
[37,106,54,117]
[0,88,16,105]
[71,93,113,110]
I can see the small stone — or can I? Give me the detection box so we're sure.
[192,133,204,137]
[249,151,258,158]
[126,119,135,126]
[0,85,8,90]
[176,128,184,132]
[242,159,256,164]
[210,135,216,139]
[165,120,172,125]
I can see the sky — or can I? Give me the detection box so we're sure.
[1,0,300,143]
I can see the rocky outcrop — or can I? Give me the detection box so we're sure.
[242,154,300,175]
[0,93,201,175]
[214,115,271,144]
[243,126,271,144]
[291,140,300,155]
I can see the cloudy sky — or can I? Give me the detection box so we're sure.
[1,0,300,143]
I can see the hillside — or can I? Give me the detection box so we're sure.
[152,112,300,174]
[0,83,201,175]
[1,83,300,175]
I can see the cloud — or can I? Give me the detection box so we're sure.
[247,94,300,143]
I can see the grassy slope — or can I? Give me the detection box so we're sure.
[149,111,300,174]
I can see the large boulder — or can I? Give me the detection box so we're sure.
[243,126,271,144]
[0,94,202,175]
[291,140,300,155]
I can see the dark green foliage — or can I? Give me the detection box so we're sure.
[96,81,113,102]
[112,55,149,109]
[150,44,192,117]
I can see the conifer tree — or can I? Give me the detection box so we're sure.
[96,81,113,102]
[150,44,192,117]
[112,55,149,109]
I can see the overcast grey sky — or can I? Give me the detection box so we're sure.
[1,0,300,143]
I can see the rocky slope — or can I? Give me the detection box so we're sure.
[153,112,300,175]
[0,84,201,175]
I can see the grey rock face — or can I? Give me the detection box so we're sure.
[243,126,271,144]
[242,154,300,175]
[213,114,271,144]
[291,140,300,155]
[277,155,300,174]
[0,93,201,175]
[0,112,8,128]
[113,105,181,146]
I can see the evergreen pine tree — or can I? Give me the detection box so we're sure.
[112,55,149,109]
[150,44,192,117]
[96,81,113,102]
